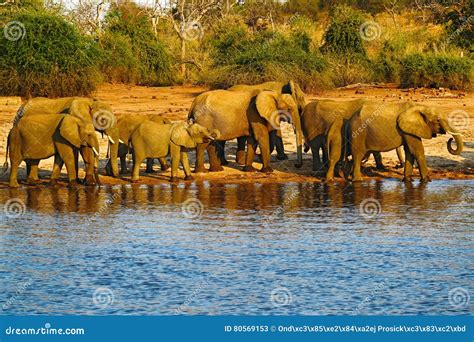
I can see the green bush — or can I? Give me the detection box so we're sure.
[0,9,100,97]
[320,4,367,58]
[400,53,472,89]
[204,26,328,90]
[103,3,174,86]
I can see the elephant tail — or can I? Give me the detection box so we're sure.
[3,131,10,172]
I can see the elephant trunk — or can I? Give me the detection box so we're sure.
[105,126,120,177]
[440,119,463,155]
[291,105,304,169]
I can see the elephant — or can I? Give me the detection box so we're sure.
[216,80,306,165]
[188,89,303,173]
[349,101,463,182]
[301,99,404,181]
[13,97,119,184]
[108,114,171,175]
[5,115,100,188]
[130,121,219,182]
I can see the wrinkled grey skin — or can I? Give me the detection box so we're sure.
[349,101,463,182]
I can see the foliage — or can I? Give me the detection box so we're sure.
[400,53,472,89]
[102,3,174,86]
[0,8,100,97]
[320,4,367,58]
[205,25,328,90]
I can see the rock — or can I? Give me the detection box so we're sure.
[355,90,365,94]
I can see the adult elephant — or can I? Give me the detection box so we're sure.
[6,115,100,188]
[302,98,404,181]
[107,114,171,175]
[215,80,306,165]
[188,89,303,173]
[349,101,463,182]
[14,97,120,184]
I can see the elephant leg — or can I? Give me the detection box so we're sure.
[120,155,128,174]
[58,149,77,187]
[308,136,324,172]
[50,155,64,186]
[80,147,96,186]
[194,142,209,173]
[9,155,22,188]
[402,143,415,182]
[216,141,228,166]
[374,152,387,171]
[404,135,430,182]
[158,157,169,171]
[271,130,287,160]
[236,137,247,165]
[170,144,181,182]
[26,160,40,184]
[351,137,365,182]
[243,136,258,172]
[253,125,272,173]
[395,146,405,169]
[207,142,223,172]
[326,122,342,181]
[181,152,193,180]
[131,151,145,182]
[145,158,155,173]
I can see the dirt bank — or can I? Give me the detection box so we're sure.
[0,83,472,188]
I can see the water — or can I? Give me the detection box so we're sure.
[0,180,472,315]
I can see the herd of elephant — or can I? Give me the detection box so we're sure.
[3,80,464,187]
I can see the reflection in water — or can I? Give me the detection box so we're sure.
[0,180,472,315]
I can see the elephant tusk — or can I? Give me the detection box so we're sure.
[446,131,462,136]
[108,136,115,144]
[119,139,125,144]
[92,147,99,156]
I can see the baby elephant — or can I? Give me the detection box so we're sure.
[6,114,100,187]
[130,121,219,182]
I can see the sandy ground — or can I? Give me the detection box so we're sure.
[0,83,472,187]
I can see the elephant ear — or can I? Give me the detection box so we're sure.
[69,98,93,120]
[289,80,305,112]
[170,123,196,149]
[397,106,433,139]
[255,91,278,123]
[60,117,82,148]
